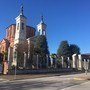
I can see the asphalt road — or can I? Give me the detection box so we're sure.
[0,73,89,90]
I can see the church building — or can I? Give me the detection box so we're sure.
[0,6,47,74]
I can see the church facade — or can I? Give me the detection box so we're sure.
[0,6,46,74]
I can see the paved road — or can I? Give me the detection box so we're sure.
[0,73,89,90]
[61,81,90,90]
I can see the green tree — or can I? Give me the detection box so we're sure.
[70,44,80,55]
[15,41,28,68]
[34,35,49,68]
[57,40,71,67]
[50,53,57,59]
[2,51,8,61]
[50,53,57,67]
[57,40,81,68]
[0,53,3,63]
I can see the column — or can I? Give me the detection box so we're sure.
[8,47,13,70]
[27,39,30,59]
[67,57,70,68]
[84,59,88,75]
[72,54,77,69]
[78,54,82,70]
[13,45,17,66]
[55,56,57,68]
[23,52,27,68]
[50,56,53,67]
[87,59,90,69]
[37,55,39,69]
[84,59,87,70]
[61,56,64,68]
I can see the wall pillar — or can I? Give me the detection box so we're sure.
[23,52,27,68]
[72,54,77,69]
[12,45,17,66]
[78,54,82,70]
[3,61,8,74]
[67,57,70,68]
[61,56,64,68]
[37,55,39,69]
[27,39,30,59]
[50,56,53,67]
[8,47,13,70]
[55,56,57,68]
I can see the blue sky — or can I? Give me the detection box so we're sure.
[0,0,90,54]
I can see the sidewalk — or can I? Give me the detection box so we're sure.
[73,73,90,80]
[61,81,90,90]
[0,73,62,81]
[0,72,89,81]
[0,78,9,83]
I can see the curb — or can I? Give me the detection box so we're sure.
[73,77,89,80]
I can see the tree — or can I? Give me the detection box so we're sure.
[57,40,71,58]
[57,40,81,68]
[70,44,80,55]
[2,51,8,61]
[15,40,28,68]
[0,53,3,63]
[50,53,57,67]
[34,35,49,68]
[16,40,28,53]
[50,53,57,59]
[57,40,71,67]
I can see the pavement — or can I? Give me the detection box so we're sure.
[61,81,90,90]
[60,73,90,90]
[0,72,89,81]
[0,73,90,90]
[0,73,62,81]
[0,72,82,81]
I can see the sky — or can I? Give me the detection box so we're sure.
[0,0,90,54]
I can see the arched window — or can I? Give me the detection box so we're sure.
[39,30,40,35]
[17,23,19,30]
[22,23,24,30]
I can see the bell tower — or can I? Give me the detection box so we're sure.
[37,16,46,36]
[14,5,27,45]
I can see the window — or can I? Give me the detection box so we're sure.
[17,23,19,30]
[22,23,24,30]
[38,30,40,35]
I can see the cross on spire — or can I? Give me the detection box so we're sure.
[20,4,23,15]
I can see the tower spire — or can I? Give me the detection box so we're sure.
[41,15,44,23]
[41,16,43,22]
[20,4,23,15]
[37,16,46,36]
